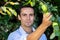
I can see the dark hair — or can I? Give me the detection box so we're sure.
[16,5,35,15]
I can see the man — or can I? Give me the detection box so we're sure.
[8,6,52,40]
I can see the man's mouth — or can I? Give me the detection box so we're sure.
[26,22,31,24]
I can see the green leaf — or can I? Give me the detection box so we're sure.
[52,22,58,27]
[51,6,58,12]
[9,2,19,5]
[7,7,17,16]
[50,32,55,39]
[39,1,48,13]
[0,12,7,15]
[0,8,7,15]
[14,2,19,5]
[23,0,31,6]
[52,22,60,36]
[1,6,6,12]
[1,6,12,16]
[54,30,60,36]
[53,25,59,31]
[6,10,12,16]
[30,0,35,7]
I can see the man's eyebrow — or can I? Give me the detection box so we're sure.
[30,13,34,14]
[21,13,27,15]
[30,14,34,15]
[21,13,26,14]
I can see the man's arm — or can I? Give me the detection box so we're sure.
[27,13,52,40]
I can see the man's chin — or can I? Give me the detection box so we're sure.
[25,24,32,27]
[25,23,33,27]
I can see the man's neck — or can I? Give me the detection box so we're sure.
[21,25,33,34]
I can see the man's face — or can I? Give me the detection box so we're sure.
[18,7,35,27]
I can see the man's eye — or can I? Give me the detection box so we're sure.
[23,14,26,16]
[30,14,34,16]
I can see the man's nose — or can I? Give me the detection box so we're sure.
[27,15,30,20]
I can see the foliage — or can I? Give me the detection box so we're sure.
[39,1,60,40]
[0,0,60,40]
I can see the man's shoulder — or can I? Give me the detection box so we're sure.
[9,30,18,36]
[7,29,21,40]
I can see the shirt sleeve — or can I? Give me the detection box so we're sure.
[39,34,47,40]
[7,33,28,40]
[7,33,14,40]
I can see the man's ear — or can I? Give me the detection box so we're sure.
[18,15,21,20]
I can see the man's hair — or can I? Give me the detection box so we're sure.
[17,5,35,15]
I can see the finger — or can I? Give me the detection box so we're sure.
[47,21,52,27]
[46,13,51,18]
[47,15,52,21]
[43,13,51,18]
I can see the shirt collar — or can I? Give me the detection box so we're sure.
[18,26,35,34]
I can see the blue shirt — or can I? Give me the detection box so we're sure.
[7,26,47,40]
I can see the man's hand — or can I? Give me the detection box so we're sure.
[42,12,52,27]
